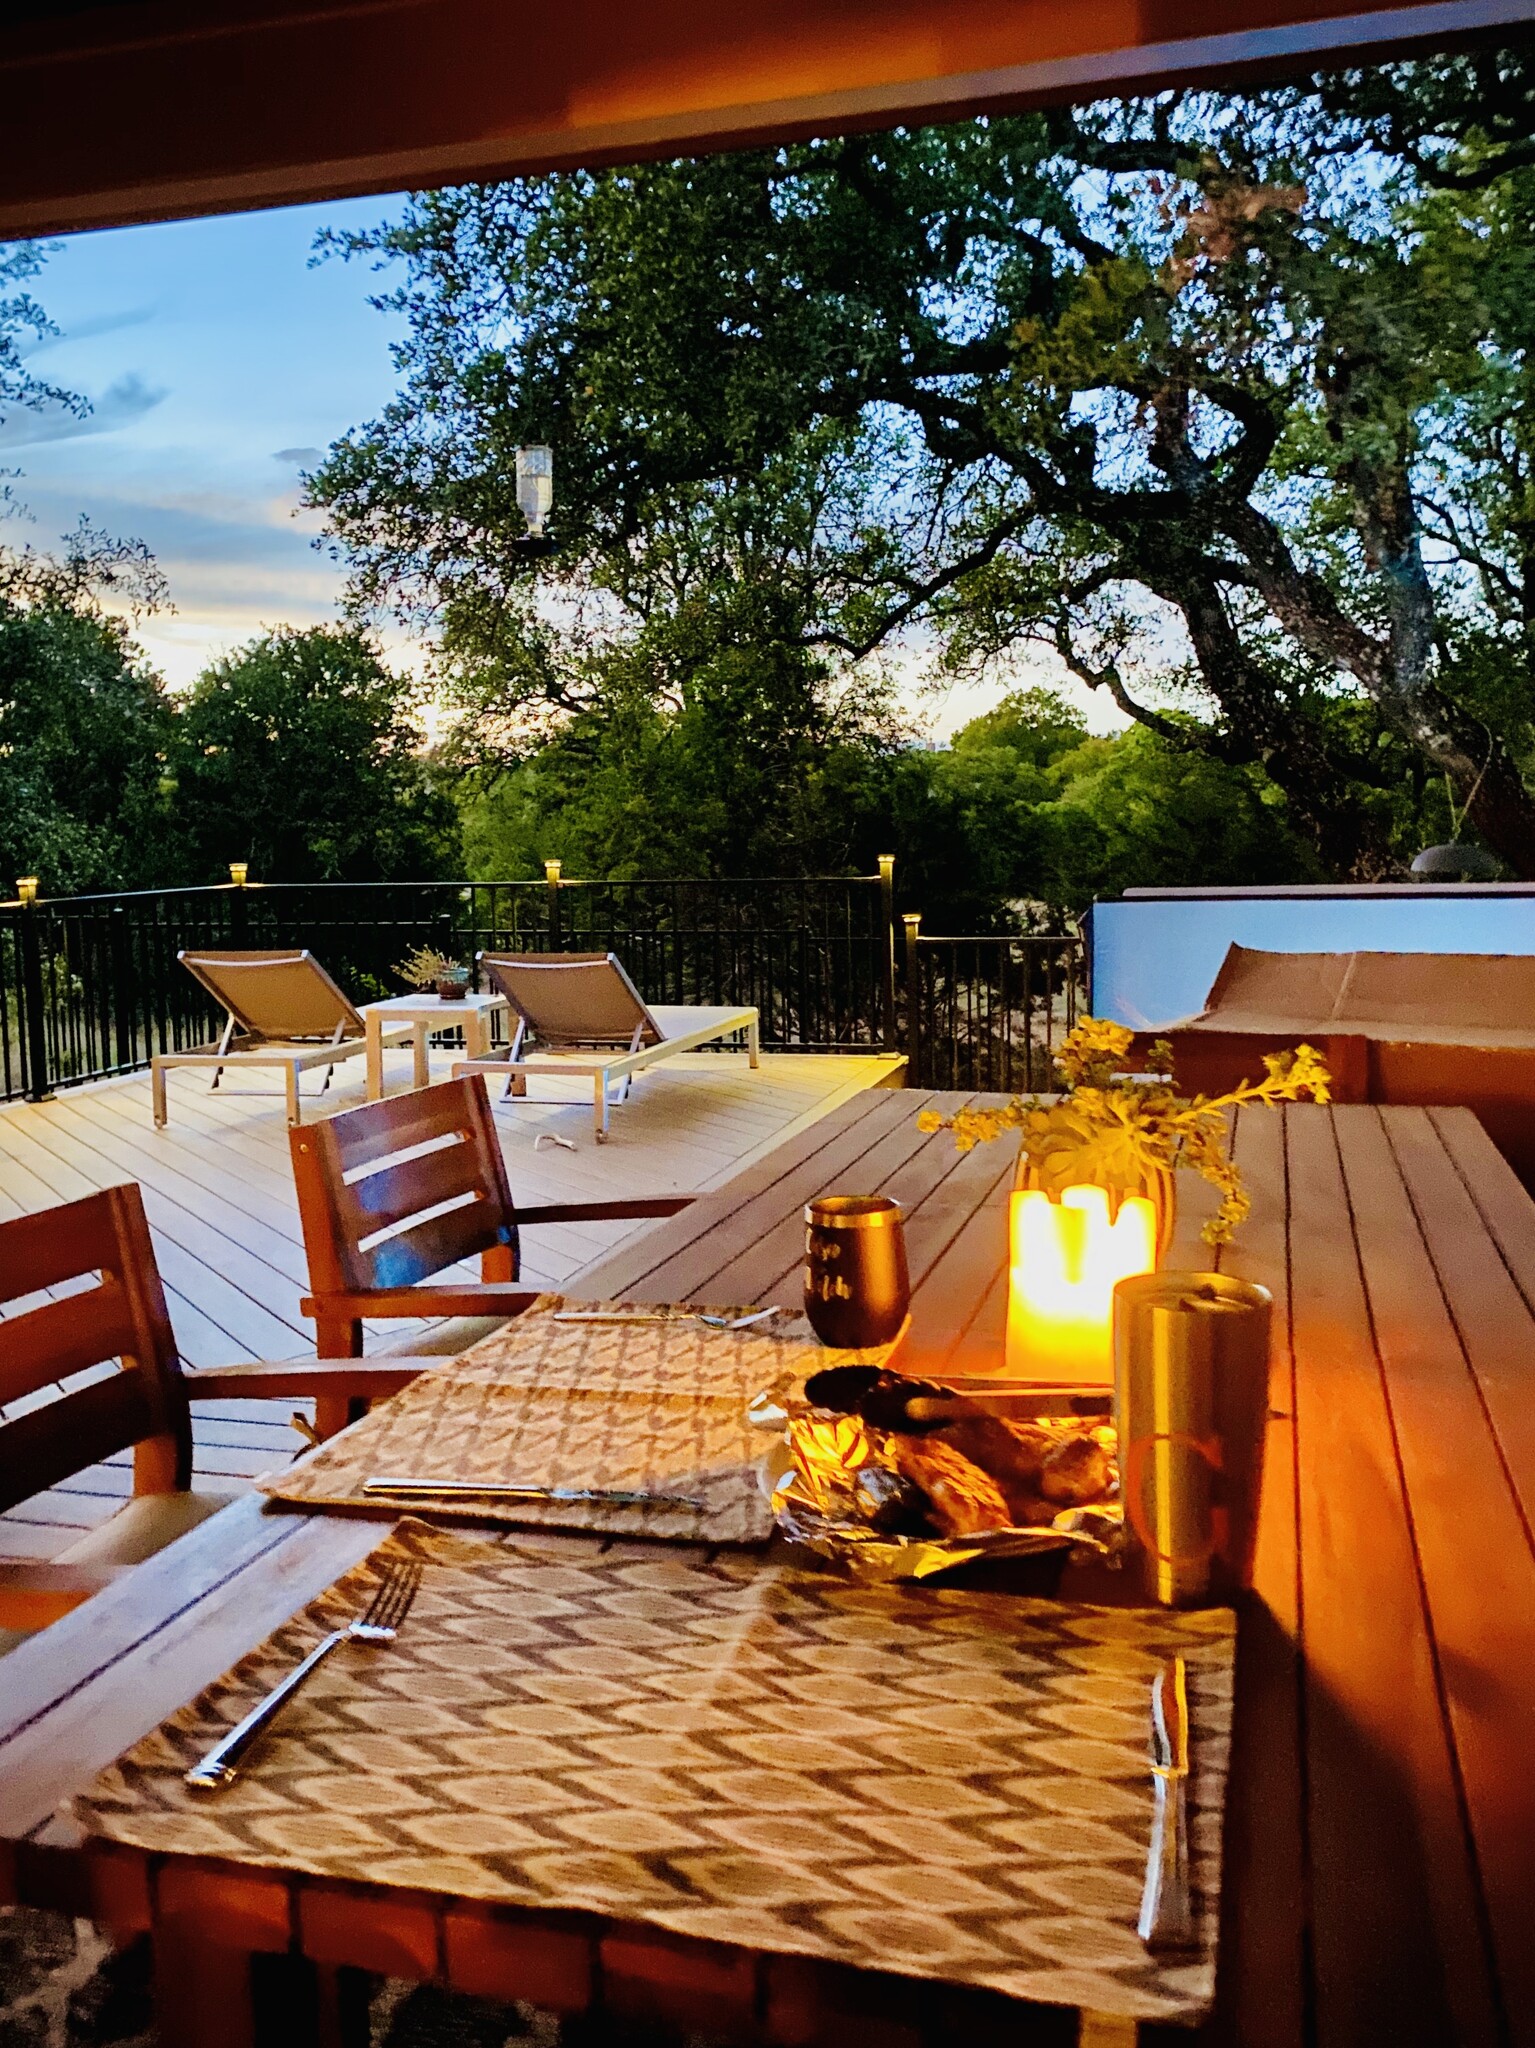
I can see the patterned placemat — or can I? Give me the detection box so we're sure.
[257,1302,866,1545]
[448,1300,821,1396]
[73,1520,1235,2025]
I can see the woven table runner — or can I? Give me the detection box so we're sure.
[74,1519,1235,2025]
[257,1302,859,1545]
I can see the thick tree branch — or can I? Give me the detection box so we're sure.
[1047,619,1191,743]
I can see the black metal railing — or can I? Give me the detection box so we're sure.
[0,870,1086,1104]
[0,870,902,1102]
[902,918,1085,1091]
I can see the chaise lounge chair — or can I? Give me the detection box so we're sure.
[451,950,759,1140]
[152,948,414,1128]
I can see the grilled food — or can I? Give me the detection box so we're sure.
[887,1436,1014,1536]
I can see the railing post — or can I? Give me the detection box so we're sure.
[18,889,54,1103]
[1072,918,1086,1025]
[111,904,134,1072]
[902,911,922,1088]
[545,859,562,951]
[878,855,896,1053]
[229,863,249,947]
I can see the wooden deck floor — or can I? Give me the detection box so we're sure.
[0,1047,903,1559]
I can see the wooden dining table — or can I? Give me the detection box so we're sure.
[2,1091,1533,2048]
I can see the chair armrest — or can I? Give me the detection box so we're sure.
[518,1196,694,1225]
[299,1286,545,1321]
[0,1561,128,1630]
[183,1359,440,1400]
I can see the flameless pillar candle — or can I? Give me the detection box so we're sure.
[1005,1184,1158,1382]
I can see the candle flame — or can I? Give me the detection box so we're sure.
[1006,1185,1157,1382]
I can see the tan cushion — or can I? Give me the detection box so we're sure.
[53,1487,240,1568]
[381,1316,510,1360]
[0,1488,242,1659]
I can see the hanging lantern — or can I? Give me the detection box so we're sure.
[515,445,554,538]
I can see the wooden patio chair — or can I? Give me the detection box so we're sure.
[0,1183,434,1652]
[152,948,416,1128]
[452,950,759,1140]
[289,1072,694,1384]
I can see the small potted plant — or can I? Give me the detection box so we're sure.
[396,945,472,1001]
[918,1016,1332,1249]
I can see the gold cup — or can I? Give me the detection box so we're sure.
[803,1196,910,1349]
[1113,1269,1273,1606]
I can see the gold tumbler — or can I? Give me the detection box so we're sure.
[1113,1270,1273,1607]
[803,1196,910,1349]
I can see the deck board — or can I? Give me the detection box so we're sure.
[1206,1104,1306,2048]
[1287,1109,1501,2047]
[0,1048,903,1554]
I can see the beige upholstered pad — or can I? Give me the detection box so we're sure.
[55,1488,238,1568]
[74,1519,1235,2025]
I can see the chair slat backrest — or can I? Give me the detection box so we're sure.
[479,952,663,1049]
[0,1186,192,1516]
[289,1075,520,1294]
[179,949,364,1042]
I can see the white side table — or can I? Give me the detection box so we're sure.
[359,991,511,1100]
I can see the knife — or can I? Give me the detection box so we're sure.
[551,1311,675,1323]
[361,1477,705,1509]
[1138,1655,1195,1949]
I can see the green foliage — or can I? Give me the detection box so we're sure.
[309,68,1535,878]
[0,254,452,900]
[949,687,1092,771]
[455,674,1319,923]
[458,639,900,882]
[20,78,1535,909]
[1,253,179,897]
[166,626,458,883]
[0,596,172,895]
[1040,726,1320,900]
[890,696,1317,923]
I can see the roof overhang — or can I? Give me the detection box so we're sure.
[3,0,1532,239]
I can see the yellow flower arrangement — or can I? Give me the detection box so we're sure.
[917,1017,1331,1246]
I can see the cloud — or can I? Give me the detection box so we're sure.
[0,372,168,449]
[23,308,155,355]
[273,446,324,467]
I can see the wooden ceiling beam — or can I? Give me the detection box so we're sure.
[2,0,1533,238]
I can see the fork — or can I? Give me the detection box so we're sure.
[185,1559,422,1790]
[1138,1656,1194,1947]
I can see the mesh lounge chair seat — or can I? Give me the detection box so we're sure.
[152,948,415,1128]
[451,950,759,1140]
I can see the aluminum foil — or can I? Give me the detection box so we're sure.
[768,1392,1127,1583]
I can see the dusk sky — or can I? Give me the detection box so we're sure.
[3,194,1106,736]
[2,197,409,689]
